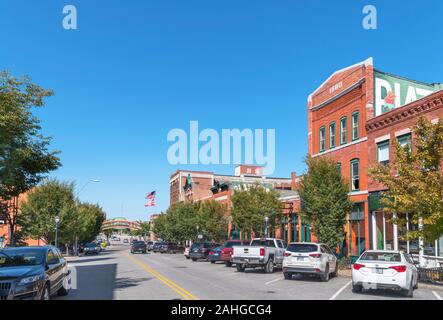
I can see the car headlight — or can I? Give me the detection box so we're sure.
[18,275,43,286]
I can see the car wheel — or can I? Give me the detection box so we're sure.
[225,261,232,267]
[403,280,414,298]
[57,275,71,296]
[321,265,330,282]
[237,264,246,272]
[41,283,50,300]
[352,284,362,293]
[186,256,190,259]
[284,272,292,280]
[211,261,215,264]
[413,277,418,290]
[331,266,339,278]
[265,259,274,273]
[192,258,197,262]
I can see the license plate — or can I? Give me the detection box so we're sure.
[296,257,305,261]
[372,268,383,274]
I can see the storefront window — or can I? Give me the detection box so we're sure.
[349,203,365,256]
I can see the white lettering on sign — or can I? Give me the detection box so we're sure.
[329,81,343,95]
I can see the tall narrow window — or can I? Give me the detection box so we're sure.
[377,141,390,165]
[336,163,342,175]
[340,117,347,145]
[350,159,360,191]
[329,122,336,149]
[398,133,412,150]
[352,111,360,141]
[319,126,326,152]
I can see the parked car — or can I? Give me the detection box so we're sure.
[131,241,147,254]
[282,242,338,282]
[123,239,129,244]
[83,242,101,255]
[159,242,184,254]
[220,240,249,267]
[0,246,70,300]
[232,238,286,273]
[146,241,157,251]
[207,246,223,263]
[189,242,219,261]
[352,250,418,297]
[184,247,190,259]
[152,241,164,253]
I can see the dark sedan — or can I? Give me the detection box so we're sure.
[189,242,219,261]
[159,242,185,254]
[131,241,147,254]
[0,246,70,300]
[207,246,223,263]
[152,242,164,253]
[83,242,101,255]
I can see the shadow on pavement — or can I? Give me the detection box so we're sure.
[63,263,117,300]
[70,257,115,264]
[115,277,154,289]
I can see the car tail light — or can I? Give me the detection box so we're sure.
[309,253,322,258]
[353,263,365,270]
[284,252,291,257]
[209,251,214,255]
[259,247,265,256]
[315,268,321,272]
[389,265,407,273]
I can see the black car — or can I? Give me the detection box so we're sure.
[189,242,219,261]
[130,241,147,254]
[152,241,164,253]
[83,242,101,255]
[0,246,70,300]
[159,242,185,254]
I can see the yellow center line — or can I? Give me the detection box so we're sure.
[122,251,199,300]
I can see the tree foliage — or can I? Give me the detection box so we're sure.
[297,156,353,249]
[0,71,61,245]
[230,184,283,238]
[369,116,443,242]
[18,179,106,245]
[152,200,229,243]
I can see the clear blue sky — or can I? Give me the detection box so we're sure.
[1,0,442,221]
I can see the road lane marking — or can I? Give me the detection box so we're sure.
[122,252,199,300]
[432,291,442,300]
[265,277,283,285]
[329,280,352,300]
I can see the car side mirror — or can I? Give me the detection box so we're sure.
[48,257,60,265]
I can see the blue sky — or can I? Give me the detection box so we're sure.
[1,0,442,221]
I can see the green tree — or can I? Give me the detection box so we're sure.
[75,203,106,244]
[152,213,171,241]
[18,180,76,245]
[197,200,229,242]
[131,221,151,238]
[0,71,61,245]
[231,184,283,238]
[369,116,443,242]
[297,156,353,250]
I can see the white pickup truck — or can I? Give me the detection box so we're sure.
[231,238,287,273]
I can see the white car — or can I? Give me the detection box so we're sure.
[351,250,418,297]
[282,242,338,282]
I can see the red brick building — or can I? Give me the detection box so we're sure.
[169,165,308,242]
[308,57,442,260]
[366,89,443,264]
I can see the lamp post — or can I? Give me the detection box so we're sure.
[55,216,60,248]
[75,179,100,255]
[265,216,269,238]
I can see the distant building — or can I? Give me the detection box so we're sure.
[101,217,141,235]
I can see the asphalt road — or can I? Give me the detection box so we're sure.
[58,246,443,300]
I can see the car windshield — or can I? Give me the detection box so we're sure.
[286,244,318,253]
[191,243,209,250]
[85,243,97,247]
[250,239,275,247]
[0,250,44,267]
[360,252,401,262]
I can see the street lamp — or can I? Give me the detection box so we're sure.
[55,216,60,248]
[265,216,269,237]
[77,179,100,196]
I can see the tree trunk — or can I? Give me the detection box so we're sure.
[9,223,15,247]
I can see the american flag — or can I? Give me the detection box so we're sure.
[145,191,156,207]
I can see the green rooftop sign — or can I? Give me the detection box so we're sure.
[374,70,443,117]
